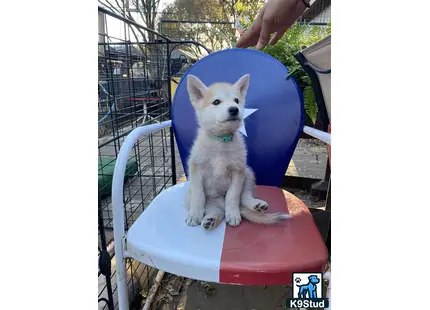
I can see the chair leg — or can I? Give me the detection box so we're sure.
[310,159,331,199]
[115,239,129,310]
[325,176,331,212]
[325,177,331,255]
[325,222,331,256]
[310,209,330,242]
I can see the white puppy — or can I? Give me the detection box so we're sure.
[184,74,289,231]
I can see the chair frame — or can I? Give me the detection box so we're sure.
[112,121,172,310]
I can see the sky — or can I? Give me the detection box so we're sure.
[100,0,174,41]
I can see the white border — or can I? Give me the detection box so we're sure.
[1,1,430,309]
[334,0,430,309]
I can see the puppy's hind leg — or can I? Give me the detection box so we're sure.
[201,197,225,231]
[240,167,269,212]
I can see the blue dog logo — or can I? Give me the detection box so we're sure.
[296,275,320,299]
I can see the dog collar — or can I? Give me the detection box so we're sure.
[209,134,233,142]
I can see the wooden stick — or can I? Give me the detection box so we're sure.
[142,270,165,310]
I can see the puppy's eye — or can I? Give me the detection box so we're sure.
[234,98,239,104]
[212,99,221,105]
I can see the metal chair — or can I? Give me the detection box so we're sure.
[112,48,331,309]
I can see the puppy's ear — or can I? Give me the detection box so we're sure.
[187,75,208,107]
[234,74,250,97]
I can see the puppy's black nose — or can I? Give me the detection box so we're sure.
[228,106,239,116]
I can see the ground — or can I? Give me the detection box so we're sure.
[152,275,294,310]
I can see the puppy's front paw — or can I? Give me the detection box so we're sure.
[225,209,241,227]
[185,209,204,226]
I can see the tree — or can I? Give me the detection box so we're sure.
[218,0,264,21]
[160,0,264,52]
[161,0,230,52]
[99,0,161,42]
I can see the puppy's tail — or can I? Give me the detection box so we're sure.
[240,208,290,225]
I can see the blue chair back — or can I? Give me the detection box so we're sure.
[172,48,304,187]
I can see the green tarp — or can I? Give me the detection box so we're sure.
[98,156,138,197]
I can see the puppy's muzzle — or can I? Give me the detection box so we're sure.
[228,106,239,116]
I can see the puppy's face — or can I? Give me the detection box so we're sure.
[186,74,250,135]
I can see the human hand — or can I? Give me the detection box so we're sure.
[235,0,309,50]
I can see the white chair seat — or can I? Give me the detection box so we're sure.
[126,182,328,285]
[127,182,227,282]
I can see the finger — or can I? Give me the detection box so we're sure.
[267,4,307,47]
[268,29,287,46]
[256,19,273,50]
[236,10,263,48]
[235,27,259,48]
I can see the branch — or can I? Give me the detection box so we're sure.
[109,0,148,41]
[99,0,123,15]
[99,0,148,56]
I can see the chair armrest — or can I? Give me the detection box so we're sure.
[110,120,172,283]
[112,120,172,228]
[303,125,331,145]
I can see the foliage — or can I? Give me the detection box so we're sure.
[161,0,263,53]
[220,0,264,20]
[261,23,331,124]
[303,85,317,124]
[159,0,330,124]
[161,0,231,53]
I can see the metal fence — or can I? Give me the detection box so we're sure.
[299,0,331,24]
[159,18,236,56]
[98,7,173,309]
[97,6,211,309]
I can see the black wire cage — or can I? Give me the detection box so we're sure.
[97,14,173,309]
[97,6,212,309]
[159,19,235,54]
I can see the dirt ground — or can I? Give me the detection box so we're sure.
[149,270,330,310]
[149,275,294,310]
